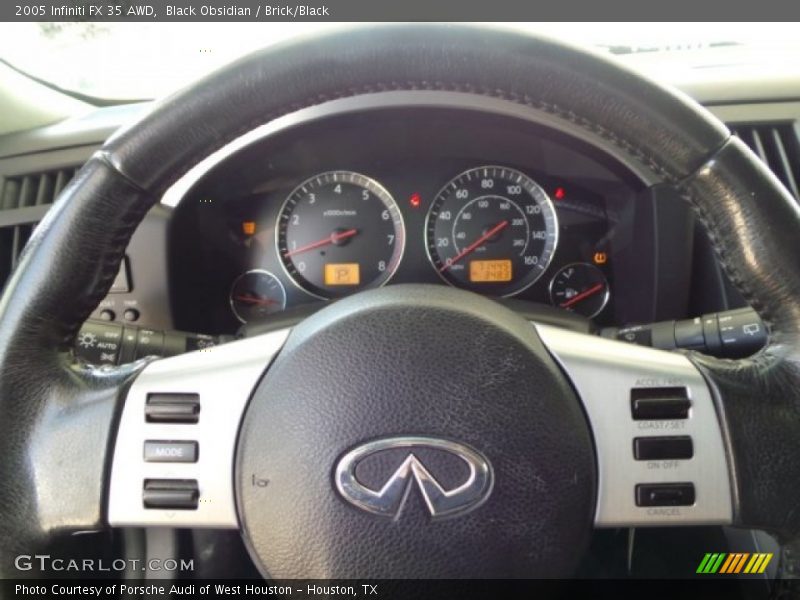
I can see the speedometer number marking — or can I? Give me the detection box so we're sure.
[425,166,558,296]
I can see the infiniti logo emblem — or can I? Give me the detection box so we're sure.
[334,436,493,520]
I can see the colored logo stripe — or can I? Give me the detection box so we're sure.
[697,553,726,573]
[696,553,713,573]
[721,553,749,573]
[719,553,736,573]
[697,553,773,574]
[746,553,773,574]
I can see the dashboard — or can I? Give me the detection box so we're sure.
[169,107,651,335]
[0,46,795,581]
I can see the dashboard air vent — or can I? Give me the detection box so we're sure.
[0,167,77,288]
[730,122,800,200]
[1,167,76,210]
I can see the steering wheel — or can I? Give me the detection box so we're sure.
[2,25,799,579]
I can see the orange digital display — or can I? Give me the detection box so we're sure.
[469,259,513,283]
[324,263,361,286]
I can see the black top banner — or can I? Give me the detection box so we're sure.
[3,0,800,21]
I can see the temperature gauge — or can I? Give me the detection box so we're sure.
[229,270,287,323]
[549,262,610,318]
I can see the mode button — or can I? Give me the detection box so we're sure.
[144,440,198,463]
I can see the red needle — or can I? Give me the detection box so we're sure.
[283,228,358,258]
[560,283,605,309]
[439,220,509,272]
[234,294,279,307]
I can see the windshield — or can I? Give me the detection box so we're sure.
[0,22,798,101]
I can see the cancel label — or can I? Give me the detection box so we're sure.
[647,507,681,516]
[638,421,686,430]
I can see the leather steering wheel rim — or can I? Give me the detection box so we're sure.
[1,24,799,577]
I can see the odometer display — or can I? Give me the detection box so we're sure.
[469,259,513,283]
[426,166,558,296]
[277,171,405,299]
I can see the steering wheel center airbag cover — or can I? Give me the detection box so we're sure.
[235,285,595,578]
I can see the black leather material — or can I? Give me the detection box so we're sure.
[678,138,800,539]
[102,25,728,196]
[0,23,798,576]
[240,298,594,339]
[0,159,153,576]
[237,285,595,578]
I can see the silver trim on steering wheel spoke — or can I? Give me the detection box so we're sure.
[535,324,733,527]
[108,319,733,530]
[108,328,290,528]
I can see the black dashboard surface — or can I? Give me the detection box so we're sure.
[169,107,651,335]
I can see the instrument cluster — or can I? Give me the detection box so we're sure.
[169,107,645,334]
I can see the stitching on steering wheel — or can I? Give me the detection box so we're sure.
[51,159,156,349]
[140,81,684,200]
[679,183,778,368]
[88,82,734,358]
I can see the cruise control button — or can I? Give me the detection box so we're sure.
[631,387,691,420]
[635,483,695,507]
[144,440,198,463]
[634,436,693,460]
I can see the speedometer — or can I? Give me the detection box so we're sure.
[425,166,559,296]
[276,171,405,299]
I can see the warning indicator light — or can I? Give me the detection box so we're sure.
[410,192,422,208]
[554,187,566,200]
[242,221,256,235]
[593,252,608,265]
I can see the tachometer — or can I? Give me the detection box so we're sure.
[425,166,558,296]
[276,171,405,299]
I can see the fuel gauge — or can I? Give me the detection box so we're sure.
[230,270,287,323]
[549,262,610,318]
